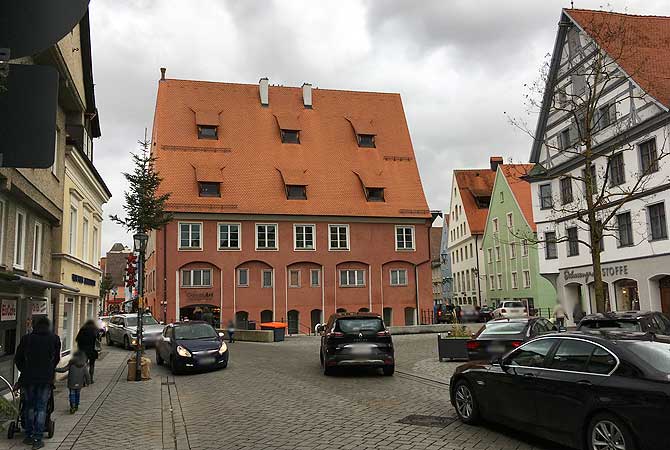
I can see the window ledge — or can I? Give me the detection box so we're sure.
[237,285,249,288]
[293,248,316,252]
[178,247,203,251]
[255,248,279,252]
[339,285,366,288]
[181,285,212,289]
[218,248,241,252]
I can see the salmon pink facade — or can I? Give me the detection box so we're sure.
[144,75,435,331]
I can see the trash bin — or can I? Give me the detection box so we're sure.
[127,355,152,381]
[260,322,287,342]
[247,320,257,330]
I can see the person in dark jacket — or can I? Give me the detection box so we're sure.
[75,320,100,383]
[14,316,61,449]
[56,351,90,414]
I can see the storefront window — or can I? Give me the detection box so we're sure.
[615,279,639,311]
[86,300,94,319]
[61,299,74,352]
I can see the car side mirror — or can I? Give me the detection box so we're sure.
[218,332,225,338]
[163,337,171,343]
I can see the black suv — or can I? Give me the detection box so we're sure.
[317,313,394,376]
[577,310,670,336]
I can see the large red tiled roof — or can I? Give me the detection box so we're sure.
[499,164,536,232]
[455,169,496,235]
[152,79,430,218]
[566,9,670,108]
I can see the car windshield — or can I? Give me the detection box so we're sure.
[125,316,159,327]
[579,320,641,331]
[503,301,524,308]
[174,323,218,340]
[479,321,526,337]
[620,341,670,374]
[335,318,384,334]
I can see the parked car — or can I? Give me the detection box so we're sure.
[459,305,480,323]
[317,312,394,376]
[450,332,670,450]
[492,300,527,319]
[577,310,670,336]
[477,305,494,323]
[155,321,229,374]
[106,313,164,349]
[466,317,557,361]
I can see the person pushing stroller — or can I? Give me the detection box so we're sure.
[56,351,91,414]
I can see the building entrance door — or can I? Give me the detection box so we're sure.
[660,276,670,314]
[287,310,299,334]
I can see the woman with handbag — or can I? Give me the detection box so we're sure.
[75,320,101,384]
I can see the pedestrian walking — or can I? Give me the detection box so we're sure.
[553,302,567,328]
[75,320,101,384]
[14,316,61,449]
[55,351,91,414]
[227,320,235,343]
[455,305,462,323]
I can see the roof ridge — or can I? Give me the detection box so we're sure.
[565,8,670,20]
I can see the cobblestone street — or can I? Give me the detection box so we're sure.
[2,335,570,450]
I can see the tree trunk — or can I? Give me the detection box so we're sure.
[584,143,605,313]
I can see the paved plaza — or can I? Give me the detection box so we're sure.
[1,334,569,450]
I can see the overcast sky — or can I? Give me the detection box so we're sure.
[89,0,669,253]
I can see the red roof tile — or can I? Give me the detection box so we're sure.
[194,166,224,183]
[566,9,670,108]
[194,110,220,127]
[499,164,536,232]
[347,117,376,135]
[152,79,430,218]
[455,169,496,235]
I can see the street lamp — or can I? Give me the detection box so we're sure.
[133,232,148,381]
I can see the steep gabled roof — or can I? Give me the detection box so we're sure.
[454,169,496,234]
[152,79,430,218]
[499,164,536,232]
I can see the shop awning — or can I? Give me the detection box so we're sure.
[0,273,80,293]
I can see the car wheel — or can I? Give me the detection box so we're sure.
[587,413,636,450]
[156,350,163,366]
[106,333,113,346]
[124,336,131,350]
[453,380,480,424]
[383,365,395,376]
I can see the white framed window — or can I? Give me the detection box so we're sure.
[218,223,241,250]
[310,269,321,287]
[487,248,492,263]
[262,269,273,288]
[181,269,212,287]
[256,223,278,250]
[294,224,315,250]
[521,239,529,257]
[497,274,503,290]
[511,271,518,289]
[179,222,202,249]
[32,221,43,274]
[288,269,301,288]
[506,213,513,228]
[339,269,365,287]
[14,209,26,269]
[489,275,496,291]
[494,246,501,261]
[69,202,78,255]
[395,225,415,250]
[509,242,516,259]
[237,268,249,287]
[523,270,531,288]
[329,224,349,250]
[82,217,89,262]
[493,218,499,233]
[390,269,408,286]
[92,226,99,263]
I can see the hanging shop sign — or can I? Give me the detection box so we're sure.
[1,299,17,321]
[30,300,47,316]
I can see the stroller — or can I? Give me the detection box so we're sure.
[4,377,55,440]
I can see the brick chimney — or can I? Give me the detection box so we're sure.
[490,156,503,171]
[302,83,312,109]
[259,77,269,107]
[160,67,166,81]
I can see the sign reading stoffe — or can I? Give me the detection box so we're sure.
[563,265,629,282]
[1,299,17,321]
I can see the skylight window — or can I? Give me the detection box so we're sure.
[365,187,385,202]
[357,134,375,148]
[281,130,300,144]
[198,182,220,197]
[286,185,307,200]
[198,125,218,140]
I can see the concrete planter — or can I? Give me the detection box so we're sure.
[437,334,469,361]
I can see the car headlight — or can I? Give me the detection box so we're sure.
[218,341,228,355]
[176,345,192,357]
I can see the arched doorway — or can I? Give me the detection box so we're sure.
[260,310,273,323]
[660,276,670,314]
[383,307,392,326]
[614,279,640,311]
[310,309,322,332]
[358,307,369,312]
[180,305,220,328]
[235,311,248,330]
[336,308,347,313]
[288,310,299,334]
[404,307,416,325]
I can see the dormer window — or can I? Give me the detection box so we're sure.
[357,134,375,148]
[198,182,220,197]
[197,125,218,140]
[286,185,307,200]
[281,130,300,144]
[365,187,385,202]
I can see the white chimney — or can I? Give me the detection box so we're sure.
[302,83,312,109]
[259,77,269,106]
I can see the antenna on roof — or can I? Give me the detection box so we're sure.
[570,0,574,8]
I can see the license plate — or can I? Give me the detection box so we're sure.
[199,356,216,365]
[488,344,506,353]
[350,345,372,355]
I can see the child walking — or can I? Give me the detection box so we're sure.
[56,351,91,414]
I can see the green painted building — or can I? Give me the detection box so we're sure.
[482,164,556,315]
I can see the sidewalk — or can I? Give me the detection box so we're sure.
[0,347,164,450]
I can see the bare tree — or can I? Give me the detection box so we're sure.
[508,10,670,309]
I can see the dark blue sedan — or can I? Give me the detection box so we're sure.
[155,321,229,374]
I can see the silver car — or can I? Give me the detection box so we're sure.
[105,313,164,349]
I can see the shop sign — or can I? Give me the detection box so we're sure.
[185,291,214,301]
[71,274,96,286]
[30,300,47,316]
[1,299,17,321]
[563,264,629,282]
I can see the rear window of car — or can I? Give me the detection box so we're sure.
[479,321,526,337]
[503,301,524,308]
[579,320,641,332]
[621,341,670,374]
[335,318,384,334]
